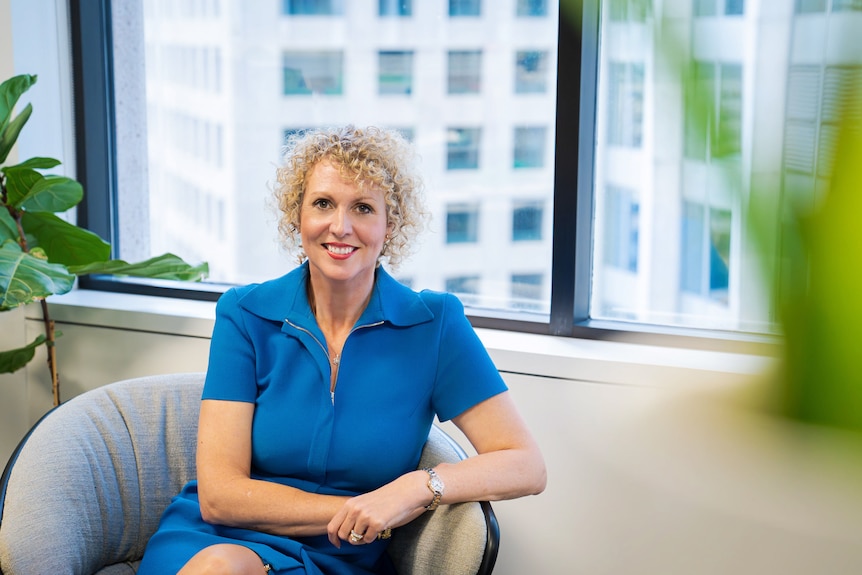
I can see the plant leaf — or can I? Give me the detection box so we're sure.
[0,240,75,310]
[0,74,37,126]
[0,102,32,166]
[21,211,111,266]
[20,175,84,212]
[68,253,209,281]
[0,208,18,242]
[4,156,62,170]
[0,334,47,374]
[2,167,41,207]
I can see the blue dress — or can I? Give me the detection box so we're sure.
[137,264,508,574]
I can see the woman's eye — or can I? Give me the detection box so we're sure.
[356,204,373,214]
[313,199,330,208]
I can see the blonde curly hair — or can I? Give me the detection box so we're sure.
[274,125,428,269]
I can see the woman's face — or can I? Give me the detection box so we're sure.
[300,159,391,288]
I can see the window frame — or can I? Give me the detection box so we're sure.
[69,0,772,353]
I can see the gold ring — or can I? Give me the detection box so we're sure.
[377,528,392,540]
[349,529,364,542]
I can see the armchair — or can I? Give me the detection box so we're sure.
[0,373,498,575]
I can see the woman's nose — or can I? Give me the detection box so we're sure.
[330,208,352,236]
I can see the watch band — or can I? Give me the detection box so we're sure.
[423,467,444,511]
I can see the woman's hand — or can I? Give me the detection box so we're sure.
[327,470,429,548]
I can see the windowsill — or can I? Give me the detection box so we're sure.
[27,288,777,389]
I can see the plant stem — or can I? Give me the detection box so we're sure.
[40,298,60,406]
[3,174,61,405]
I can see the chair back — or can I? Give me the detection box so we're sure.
[0,373,204,575]
[0,373,497,575]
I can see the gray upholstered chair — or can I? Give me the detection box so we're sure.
[0,373,498,575]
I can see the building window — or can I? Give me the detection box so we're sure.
[724,0,745,14]
[512,201,544,241]
[282,51,343,95]
[513,126,547,168]
[783,65,862,185]
[684,62,743,160]
[515,50,549,93]
[516,0,548,16]
[607,61,644,148]
[796,0,826,12]
[379,0,412,16]
[608,0,651,21]
[446,127,481,170]
[693,0,717,16]
[449,0,481,16]
[680,202,731,302]
[378,51,413,95]
[283,0,344,15]
[833,0,862,11]
[602,187,639,273]
[446,275,481,306]
[284,127,314,144]
[446,203,480,243]
[511,273,544,310]
[392,126,415,142]
[448,50,482,94]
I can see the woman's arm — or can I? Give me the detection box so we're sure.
[196,398,349,536]
[435,390,547,502]
[326,391,545,546]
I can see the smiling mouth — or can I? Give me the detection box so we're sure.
[325,244,357,255]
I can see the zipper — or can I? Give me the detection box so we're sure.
[284,319,384,405]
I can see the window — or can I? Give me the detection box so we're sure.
[516,0,548,16]
[796,0,826,12]
[283,0,344,15]
[606,62,644,147]
[446,127,482,170]
[392,127,415,142]
[378,51,413,95]
[608,0,650,21]
[602,187,639,273]
[783,65,862,200]
[725,0,745,14]
[284,127,314,143]
[694,0,744,14]
[680,203,731,302]
[448,50,482,94]
[513,126,547,168]
[446,204,480,243]
[379,0,412,16]
[833,0,862,11]
[694,0,717,15]
[512,201,544,241]
[69,0,860,342]
[511,273,544,310]
[515,50,549,94]
[449,0,481,16]
[283,51,343,95]
[446,275,481,306]
[684,62,743,160]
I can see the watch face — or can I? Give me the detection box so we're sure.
[429,476,444,492]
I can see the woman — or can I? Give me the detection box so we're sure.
[138,126,546,574]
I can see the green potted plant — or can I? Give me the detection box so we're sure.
[0,73,208,406]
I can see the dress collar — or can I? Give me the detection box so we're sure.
[236,262,434,329]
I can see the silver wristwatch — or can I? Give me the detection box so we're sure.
[423,467,444,511]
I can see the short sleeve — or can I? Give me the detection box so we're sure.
[202,287,258,403]
[429,293,508,421]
